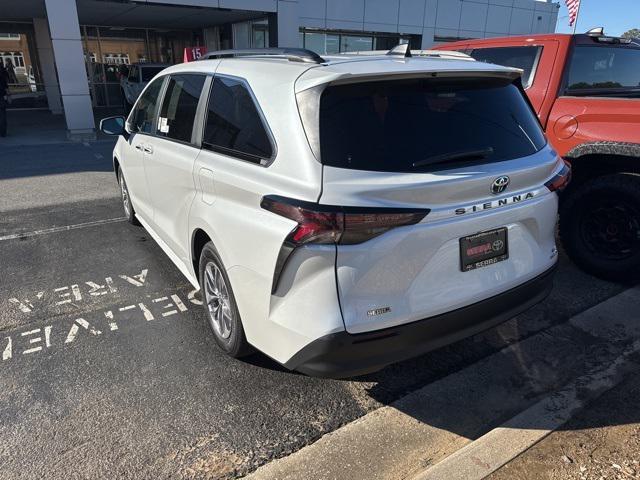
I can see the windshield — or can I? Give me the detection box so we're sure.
[319,77,546,173]
[141,67,166,82]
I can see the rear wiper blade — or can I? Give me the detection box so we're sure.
[412,147,494,168]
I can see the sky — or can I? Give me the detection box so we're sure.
[554,0,639,36]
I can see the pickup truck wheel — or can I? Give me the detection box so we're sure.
[118,170,140,226]
[559,173,640,283]
[199,242,252,358]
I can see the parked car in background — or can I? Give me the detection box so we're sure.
[99,46,567,377]
[436,29,640,283]
[120,62,170,108]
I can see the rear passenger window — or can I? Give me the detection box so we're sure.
[566,46,640,95]
[157,74,206,144]
[202,76,273,163]
[469,46,542,88]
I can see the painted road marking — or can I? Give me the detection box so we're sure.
[8,269,149,314]
[1,290,200,362]
[0,217,127,242]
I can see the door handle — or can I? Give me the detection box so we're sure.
[143,146,153,154]
[135,144,144,151]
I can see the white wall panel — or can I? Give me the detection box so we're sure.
[399,0,426,27]
[326,0,365,22]
[460,2,489,32]
[435,0,462,30]
[509,7,534,33]
[299,0,326,18]
[485,4,512,33]
[364,0,399,24]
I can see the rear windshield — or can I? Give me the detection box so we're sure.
[141,67,165,82]
[319,77,547,172]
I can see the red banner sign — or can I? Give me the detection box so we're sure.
[183,46,207,63]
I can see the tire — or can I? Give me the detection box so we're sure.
[559,172,640,283]
[198,242,252,358]
[118,170,140,226]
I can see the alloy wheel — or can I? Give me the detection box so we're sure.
[120,176,131,218]
[203,261,233,339]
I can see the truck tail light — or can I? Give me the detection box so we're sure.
[260,195,430,292]
[545,163,572,193]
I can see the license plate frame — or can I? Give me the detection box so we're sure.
[459,227,509,272]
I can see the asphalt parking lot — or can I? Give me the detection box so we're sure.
[0,141,629,479]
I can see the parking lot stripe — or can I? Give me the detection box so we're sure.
[245,287,640,480]
[0,217,127,242]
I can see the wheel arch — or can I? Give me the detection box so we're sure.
[564,142,640,186]
[113,156,121,181]
[191,228,213,286]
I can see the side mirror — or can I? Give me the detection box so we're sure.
[99,116,126,136]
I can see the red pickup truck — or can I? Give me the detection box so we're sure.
[437,29,640,282]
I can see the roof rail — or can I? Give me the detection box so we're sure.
[199,48,326,64]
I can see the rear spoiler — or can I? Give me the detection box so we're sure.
[295,66,522,93]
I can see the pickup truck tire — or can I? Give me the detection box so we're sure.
[559,173,640,283]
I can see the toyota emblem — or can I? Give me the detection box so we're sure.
[491,176,510,195]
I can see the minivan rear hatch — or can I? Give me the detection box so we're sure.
[296,62,560,334]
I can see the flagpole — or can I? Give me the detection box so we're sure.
[572,0,582,34]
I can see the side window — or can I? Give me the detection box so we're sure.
[469,46,542,89]
[130,77,163,134]
[128,66,139,82]
[157,74,206,144]
[202,76,273,163]
[566,46,640,94]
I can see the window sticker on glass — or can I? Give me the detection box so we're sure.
[159,117,169,134]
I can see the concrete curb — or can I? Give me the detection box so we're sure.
[413,338,640,480]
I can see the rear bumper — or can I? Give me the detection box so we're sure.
[285,263,557,378]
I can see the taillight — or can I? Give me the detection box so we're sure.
[545,163,572,193]
[261,195,430,293]
[260,195,429,246]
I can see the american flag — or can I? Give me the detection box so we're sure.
[565,0,581,27]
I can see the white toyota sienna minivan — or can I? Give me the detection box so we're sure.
[100,46,569,378]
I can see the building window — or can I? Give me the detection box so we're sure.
[0,51,25,68]
[232,18,270,49]
[300,28,420,55]
[0,33,20,40]
[103,53,130,65]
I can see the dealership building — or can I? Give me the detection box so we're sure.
[0,0,559,138]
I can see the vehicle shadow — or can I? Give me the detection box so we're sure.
[0,140,116,180]
[240,255,633,444]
